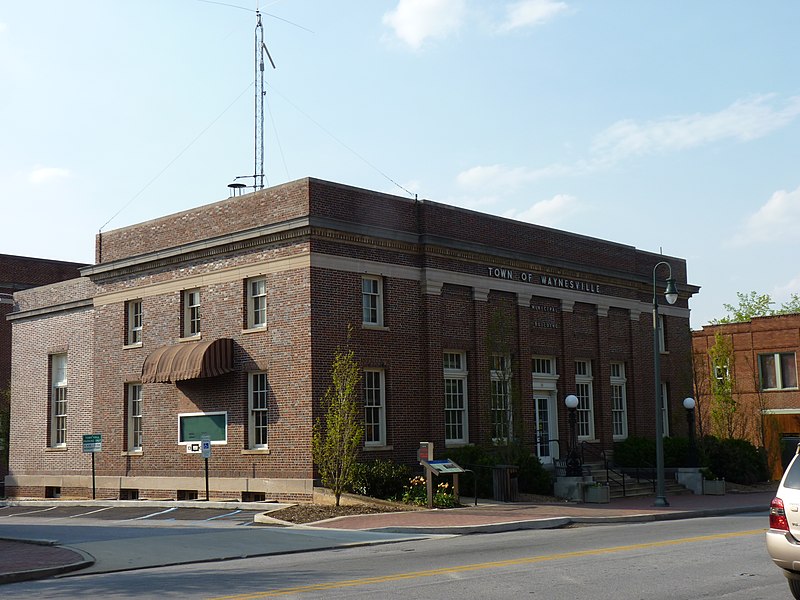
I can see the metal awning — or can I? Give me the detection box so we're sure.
[141,338,234,384]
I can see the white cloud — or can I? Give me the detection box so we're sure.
[456,162,577,192]
[496,0,570,33]
[502,193,580,227]
[774,275,800,302]
[383,0,467,50]
[735,185,800,246]
[28,166,71,184]
[592,95,800,162]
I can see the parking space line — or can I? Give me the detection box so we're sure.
[68,506,114,518]
[206,510,243,521]
[0,506,57,519]
[119,507,178,521]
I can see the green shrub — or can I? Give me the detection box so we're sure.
[351,459,412,500]
[613,436,654,468]
[700,436,769,485]
[444,442,553,497]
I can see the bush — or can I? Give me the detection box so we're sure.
[401,476,459,508]
[613,436,654,468]
[351,459,412,500]
[444,442,553,497]
[700,436,769,485]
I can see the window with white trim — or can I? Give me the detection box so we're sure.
[364,369,386,446]
[249,372,269,449]
[610,362,628,440]
[444,352,468,444]
[50,353,68,447]
[247,278,267,329]
[658,314,667,353]
[128,383,142,451]
[532,356,555,376]
[362,276,383,326]
[126,299,143,345]
[575,359,594,440]
[490,354,512,441]
[660,382,670,437]
[759,353,798,390]
[183,289,201,337]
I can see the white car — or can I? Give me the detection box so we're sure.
[767,445,800,598]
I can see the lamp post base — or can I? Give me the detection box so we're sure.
[653,495,670,507]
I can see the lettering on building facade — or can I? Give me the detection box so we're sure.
[486,266,602,294]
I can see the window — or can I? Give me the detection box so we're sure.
[183,289,201,337]
[50,353,67,447]
[444,352,468,444]
[490,354,512,441]
[128,383,142,451]
[575,359,594,440]
[760,353,798,390]
[364,369,386,446]
[658,315,667,353]
[362,276,383,326]
[126,299,143,345]
[610,362,628,440]
[247,278,267,329]
[532,356,555,376]
[249,372,269,449]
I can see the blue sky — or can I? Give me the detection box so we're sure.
[2,1,799,329]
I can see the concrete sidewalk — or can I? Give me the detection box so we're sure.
[0,490,776,584]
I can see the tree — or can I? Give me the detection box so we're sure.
[711,291,800,324]
[312,331,364,506]
[707,332,739,439]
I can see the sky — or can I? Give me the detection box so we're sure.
[1,1,799,330]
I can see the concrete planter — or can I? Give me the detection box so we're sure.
[703,479,726,495]
[584,484,610,503]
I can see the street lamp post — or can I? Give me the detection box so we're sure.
[653,261,678,507]
[564,394,582,477]
[683,397,697,468]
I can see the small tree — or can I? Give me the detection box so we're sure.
[708,332,738,438]
[312,332,364,506]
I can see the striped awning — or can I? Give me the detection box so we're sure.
[141,338,234,384]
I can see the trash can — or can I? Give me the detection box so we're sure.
[492,465,519,502]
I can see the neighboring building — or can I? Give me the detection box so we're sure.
[0,254,87,493]
[6,178,699,501]
[692,315,800,478]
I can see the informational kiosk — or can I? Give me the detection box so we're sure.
[418,442,466,508]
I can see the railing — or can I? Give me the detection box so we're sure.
[577,442,656,497]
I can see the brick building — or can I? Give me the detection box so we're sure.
[692,315,800,478]
[0,254,87,492]
[6,178,699,501]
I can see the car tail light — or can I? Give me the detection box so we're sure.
[771,497,789,531]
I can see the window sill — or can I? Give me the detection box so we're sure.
[362,324,390,332]
[364,445,393,451]
[178,334,202,343]
[122,450,143,456]
[242,448,271,455]
[242,326,267,335]
[123,342,143,350]
[45,446,67,452]
[445,441,469,448]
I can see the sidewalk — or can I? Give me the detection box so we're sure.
[0,490,775,584]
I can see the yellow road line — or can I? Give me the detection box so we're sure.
[211,529,765,599]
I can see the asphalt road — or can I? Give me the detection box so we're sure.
[1,512,779,599]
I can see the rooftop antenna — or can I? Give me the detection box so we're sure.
[231,8,276,193]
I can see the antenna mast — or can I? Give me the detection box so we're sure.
[254,10,275,191]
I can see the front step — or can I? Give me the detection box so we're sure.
[584,464,693,499]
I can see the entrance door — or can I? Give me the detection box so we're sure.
[534,393,557,465]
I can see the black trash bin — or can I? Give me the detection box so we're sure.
[492,464,519,502]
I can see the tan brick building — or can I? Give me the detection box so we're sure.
[692,315,800,478]
[6,178,699,501]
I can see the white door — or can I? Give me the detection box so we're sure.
[533,393,557,465]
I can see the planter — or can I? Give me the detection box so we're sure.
[584,484,610,504]
[703,479,726,495]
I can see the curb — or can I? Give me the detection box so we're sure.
[0,540,95,585]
